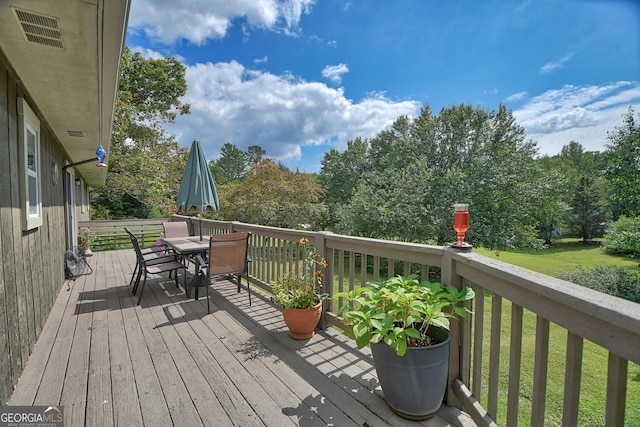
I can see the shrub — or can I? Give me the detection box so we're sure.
[558,265,640,304]
[602,215,640,257]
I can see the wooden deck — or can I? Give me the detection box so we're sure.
[8,249,476,426]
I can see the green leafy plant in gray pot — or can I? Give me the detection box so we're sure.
[336,275,475,420]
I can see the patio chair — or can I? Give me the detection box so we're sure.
[194,232,252,314]
[125,227,185,305]
[124,228,169,287]
[162,221,189,238]
[163,220,195,270]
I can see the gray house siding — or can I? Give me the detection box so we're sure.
[0,57,67,404]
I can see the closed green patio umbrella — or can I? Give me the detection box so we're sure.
[176,139,219,214]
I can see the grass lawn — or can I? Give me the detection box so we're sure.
[474,239,639,277]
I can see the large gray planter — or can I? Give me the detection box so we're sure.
[371,328,450,420]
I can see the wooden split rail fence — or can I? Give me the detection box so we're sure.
[79,219,170,251]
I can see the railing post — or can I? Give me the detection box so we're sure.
[316,231,332,330]
[230,221,242,233]
[441,247,467,409]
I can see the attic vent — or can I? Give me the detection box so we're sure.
[67,130,85,138]
[13,8,64,49]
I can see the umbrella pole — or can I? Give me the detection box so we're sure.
[198,213,203,241]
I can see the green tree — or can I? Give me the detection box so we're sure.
[117,46,190,123]
[605,107,640,218]
[552,141,610,239]
[570,176,609,241]
[210,143,249,184]
[323,103,542,248]
[209,143,268,184]
[602,215,640,257]
[334,158,435,240]
[527,168,571,245]
[218,159,326,229]
[93,46,190,218]
[318,137,370,228]
[247,145,266,165]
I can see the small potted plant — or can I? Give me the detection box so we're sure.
[336,275,475,419]
[273,237,328,339]
[78,227,95,257]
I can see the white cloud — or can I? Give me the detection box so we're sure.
[540,52,575,74]
[168,64,640,167]
[514,82,640,155]
[129,0,316,45]
[321,63,349,84]
[506,91,528,102]
[279,0,315,32]
[166,61,420,169]
[309,35,337,48]
[129,46,169,60]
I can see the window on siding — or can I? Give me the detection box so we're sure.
[19,98,42,230]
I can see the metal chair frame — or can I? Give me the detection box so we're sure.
[194,232,252,313]
[125,227,185,305]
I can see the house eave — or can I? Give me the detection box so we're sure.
[0,0,130,187]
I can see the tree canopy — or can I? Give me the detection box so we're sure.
[210,143,268,185]
[93,46,190,218]
[217,159,326,229]
[317,103,640,248]
[605,107,640,217]
[321,103,547,249]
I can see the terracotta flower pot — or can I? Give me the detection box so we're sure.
[282,300,322,340]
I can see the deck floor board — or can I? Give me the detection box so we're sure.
[9,249,476,427]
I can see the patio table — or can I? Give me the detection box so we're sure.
[161,236,210,297]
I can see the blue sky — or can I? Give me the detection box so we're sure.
[126,0,640,172]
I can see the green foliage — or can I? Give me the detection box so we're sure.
[333,159,435,239]
[569,176,610,240]
[547,142,611,240]
[117,45,190,124]
[210,143,267,185]
[336,275,474,356]
[602,215,640,257]
[273,238,329,309]
[321,103,543,249]
[246,145,266,165]
[535,141,612,244]
[77,227,95,249]
[320,106,640,250]
[605,107,640,217]
[274,271,322,309]
[217,159,327,229]
[211,142,250,184]
[318,137,369,228]
[558,265,640,304]
[528,168,571,245]
[92,45,190,218]
[90,204,111,220]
